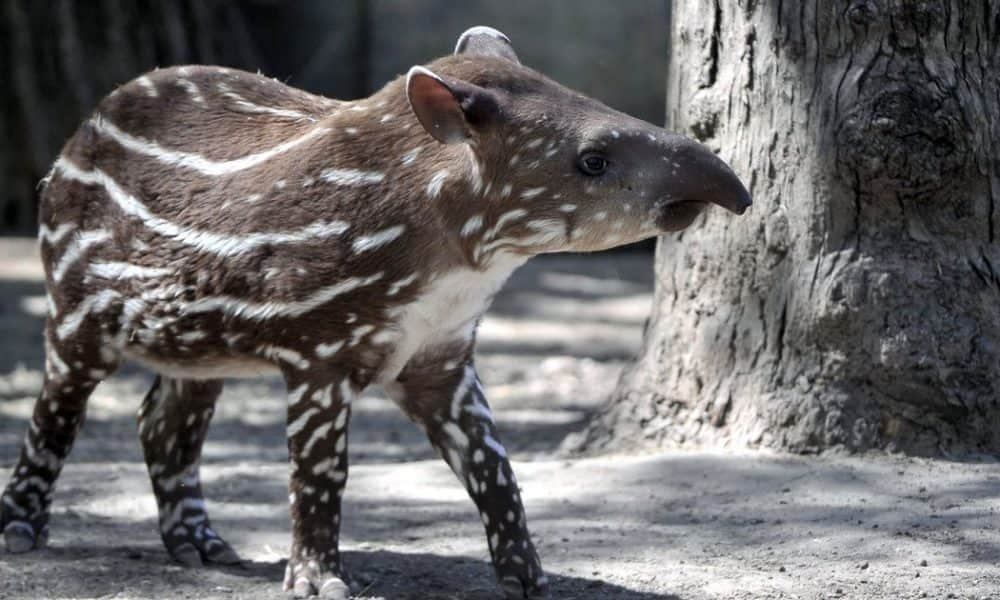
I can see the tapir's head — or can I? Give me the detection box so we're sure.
[404,26,751,253]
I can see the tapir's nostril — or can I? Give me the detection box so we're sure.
[733,187,753,215]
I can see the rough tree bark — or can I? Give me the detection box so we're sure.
[576,1,1000,456]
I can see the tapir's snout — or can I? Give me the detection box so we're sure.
[663,136,752,216]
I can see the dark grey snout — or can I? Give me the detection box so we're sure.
[665,137,752,215]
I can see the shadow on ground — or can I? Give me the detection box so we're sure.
[1,544,680,600]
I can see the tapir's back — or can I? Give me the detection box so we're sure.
[35,65,425,375]
[43,65,339,236]
[38,64,428,311]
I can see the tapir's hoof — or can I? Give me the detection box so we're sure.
[501,575,550,599]
[317,578,351,599]
[167,533,242,567]
[284,559,352,599]
[289,575,350,599]
[1,508,48,555]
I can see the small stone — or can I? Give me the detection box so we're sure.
[919,559,928,567]
[858,562,869,570]
[778,566,786,572]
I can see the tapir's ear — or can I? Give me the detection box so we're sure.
[405,66,499,145]
[454,26,520,64]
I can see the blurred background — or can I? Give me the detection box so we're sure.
[0,0,670,235]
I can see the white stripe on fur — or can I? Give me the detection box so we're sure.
[89,116,329,176]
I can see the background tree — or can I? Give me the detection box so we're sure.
[0,0,263,233]
[576,0,1000,455]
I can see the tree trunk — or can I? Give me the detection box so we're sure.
[574,1,1000,456]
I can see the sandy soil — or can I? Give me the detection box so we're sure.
[1,239,999,600]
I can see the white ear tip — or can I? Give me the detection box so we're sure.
[454,26,512,54]
[406,66,444,89]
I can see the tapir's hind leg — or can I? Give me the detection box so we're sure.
[138,376,240,566]
[1,320,119,552]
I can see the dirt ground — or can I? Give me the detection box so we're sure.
[1,238,999,600]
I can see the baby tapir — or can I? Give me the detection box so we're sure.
[1,26,750,599]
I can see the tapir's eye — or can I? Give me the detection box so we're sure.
[578,152,608,176]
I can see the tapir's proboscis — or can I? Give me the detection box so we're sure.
[1,27,750,599]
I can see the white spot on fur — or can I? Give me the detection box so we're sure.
[288,384,310,406]
[315,341,344,359]
[352,225,405,254]
[313,384,333,409]
[288,407,319,438]
[258,345,310,370]
[427,169,449,199]
[136,75,158,97]
[301,422,333,457]
[371,329,398,345]
[311,457,334,476]
[461,215,484,237]
[176,78,204,105]
[349,324,375,346]
[320,168,385,186]
[467,148,483,194]
[338,380,354,407]
[520,187,546,200]
[387,272,419,296]
[401,146,423,165]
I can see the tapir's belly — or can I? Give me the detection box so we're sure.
[122,347,280,380]
[114,254,526,384]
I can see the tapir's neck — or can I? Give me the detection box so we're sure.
[323,83,520,271]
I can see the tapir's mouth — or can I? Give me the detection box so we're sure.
[656,200,706,232]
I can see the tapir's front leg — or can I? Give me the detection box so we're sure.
[282,369,356,600]
[391,356,548,599]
